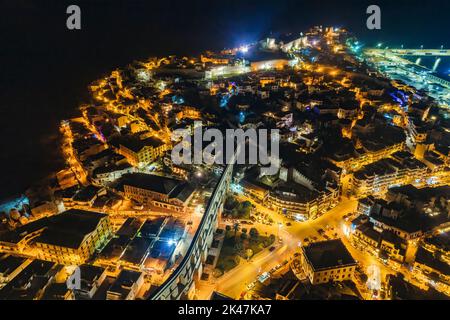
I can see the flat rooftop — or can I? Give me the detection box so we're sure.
[302,239,356,272]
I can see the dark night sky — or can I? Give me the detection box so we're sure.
[1,0,449,196]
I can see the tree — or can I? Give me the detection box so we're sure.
[234,241,243,253]
[233,223,240,238]
[241,228,248,234]
[225,225,231,232]
[268,234,276,245]
[225,195,239,210]
[240,233,247,240]
[238,201,252,219]
[242,201,252,209]
[249,227,259,240]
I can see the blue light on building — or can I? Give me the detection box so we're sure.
[172,95,185,104]
[239,111,246,124]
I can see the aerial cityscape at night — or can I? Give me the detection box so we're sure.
[0,0,449,305]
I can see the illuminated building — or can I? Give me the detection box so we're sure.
[175,106,201,122]
[0,194,30,217]
[56,169,78,189]
[33,210,112,265]
[250,58,291,71]
[259,76,277,87]
[300,239,357,285]
[92,163,135,186]
[205,65,250,79]
[413,247,450,295]
[350,152,428,197]
[30,201,63,220]
[240,178,269,203]
[71,185,104,208]
[74,264,107,299]
[0,254,31,286]
[421,232,450,264]
[119,136,168,167]
[352,220,380,249]
[0,218,51,254]
[241,161,340,221]
[200,53,231,65]
[268,184,339,221]
[408,118,430,145]
[144,239,178,274]
[379,231,407,264]
[0,259,57,300]
[385,273,448,300]
[119,173,194,213]
[106,269,144,300]
[328,125,406,173]
[120,236,154,271]
[41,283,75,300]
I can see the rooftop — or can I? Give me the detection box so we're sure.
[107,269,142,299]
[138,217,166,238]
[0,254,27,277]
[415,247,450,276]
[120,173,181,195]
[120,136,165,153]
[119,173,194,202]
[302,239,356,271]
[34,209,109,249]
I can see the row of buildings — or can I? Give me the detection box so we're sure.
[0,256,145,300]
[347,185,449,295]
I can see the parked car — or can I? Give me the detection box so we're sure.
[247,282,256,290]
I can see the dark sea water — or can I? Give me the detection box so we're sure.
[1,0,449,197]
[405,56,450,81]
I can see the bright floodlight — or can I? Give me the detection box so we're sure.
[239,45,249,53]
